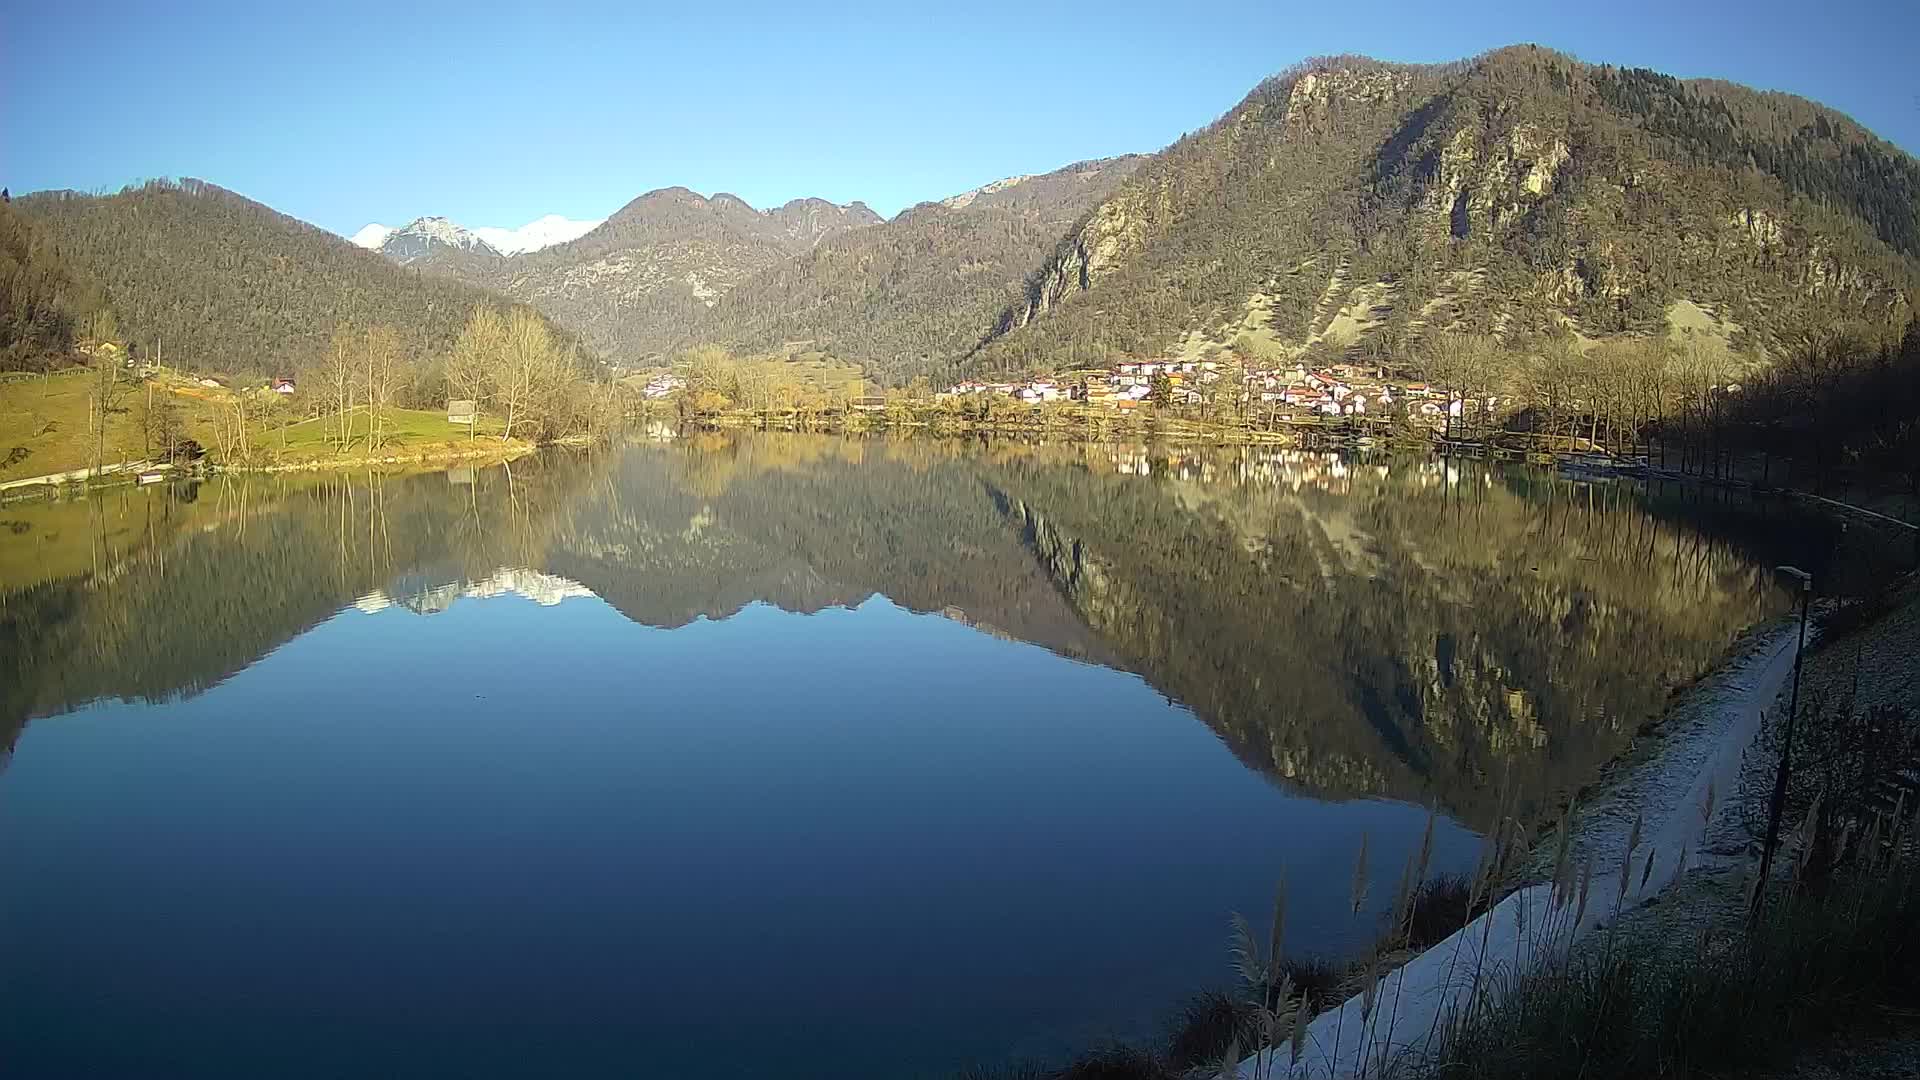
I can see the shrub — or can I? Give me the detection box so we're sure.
[1164,991,1256,1070]
[1277,956,1350,1012]
[1400,873,1486,952]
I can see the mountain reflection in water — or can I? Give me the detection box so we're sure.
[1,433,1822,823]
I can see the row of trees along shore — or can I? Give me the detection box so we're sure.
[1416,318,1919,499]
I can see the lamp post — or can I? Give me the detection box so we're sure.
[1753,565,1813,922]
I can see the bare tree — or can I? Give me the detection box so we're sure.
[1422,332,1495,440]
[141,386,184,462]
[212,391,257,465]
[492,308,554,441]
[360,324,403,450]
[447,306,505,439]
[87,352,129,477]
[318,326,361,452]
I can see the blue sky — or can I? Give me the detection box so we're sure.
[5,0,1916,236]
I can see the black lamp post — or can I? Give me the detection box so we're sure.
[1753,565,1813,922]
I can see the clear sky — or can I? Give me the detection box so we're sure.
[4,0,1916,236]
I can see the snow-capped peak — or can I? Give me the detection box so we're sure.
[349,214,603,258]
[397,216,498,251]
[472,214,604,255]
[350,223,395,249]
[373,217,504,263]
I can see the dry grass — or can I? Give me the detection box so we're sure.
[1432,723,1920,1080]
[1400,873,1490,953]
[1432,853,1920,1079]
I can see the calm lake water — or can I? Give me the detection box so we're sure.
[0,433,1842,1078]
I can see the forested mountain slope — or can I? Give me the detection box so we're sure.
[971,46,1920,375]
[430,189,883,363]
[14,180,576,376]
[0,199,108,371]
[673,157,1143,383]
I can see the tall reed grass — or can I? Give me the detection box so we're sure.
[1430,831,1920,1079]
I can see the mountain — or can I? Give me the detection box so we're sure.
[351,214,605,257]
[674,157,1145,383]
[471,214,603,255]
[970,47,1920,376]
[350,223,395,249]
[14,179,582,377]
[374,216,505,265]
[393,189,883,363]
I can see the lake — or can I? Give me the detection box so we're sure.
[0,433,1839,1078]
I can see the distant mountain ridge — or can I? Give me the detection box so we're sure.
[384,188,883,361]
[367,166,1151,374]
[473,214,603,255]
[674,156,1146,382]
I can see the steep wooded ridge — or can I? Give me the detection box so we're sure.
[416,188,883,362]
[971,46,1920,375]
[673,157,1144,383]
[13,179,579,374]
[0,199,108,369]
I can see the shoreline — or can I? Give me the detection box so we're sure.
[689,407,1417,449]
[0,437,592,497]
[1233,617,1811,1078]
[216,439,544,475]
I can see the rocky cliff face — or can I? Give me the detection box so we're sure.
[1003,495,1168,665]
[1003,193,1154,331]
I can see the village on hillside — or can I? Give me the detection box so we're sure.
[939,359,1495,429]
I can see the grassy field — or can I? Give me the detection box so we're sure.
[257,406,508,463]
[0,369,229,483]
[1,368,519,480]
